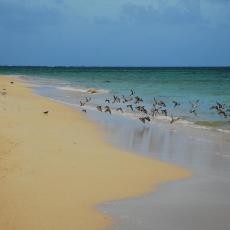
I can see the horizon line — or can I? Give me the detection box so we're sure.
[0,65,230,68]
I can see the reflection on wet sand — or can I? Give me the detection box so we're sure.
[94,113,230,175]
[88,111,230,230]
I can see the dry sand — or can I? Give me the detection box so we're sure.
[0,76,191,230]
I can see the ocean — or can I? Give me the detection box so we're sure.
[0,66,229,131]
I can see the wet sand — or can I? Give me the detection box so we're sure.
[90,112,230,230]
[0,76,190,230]
[102,176,230,230]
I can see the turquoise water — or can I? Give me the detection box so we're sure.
[0,66,229,130]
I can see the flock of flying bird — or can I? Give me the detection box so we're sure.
[1,81,229,124]
[79,89,230,124]
[1,83,229,124]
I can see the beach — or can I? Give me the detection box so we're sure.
[0,76,191,230]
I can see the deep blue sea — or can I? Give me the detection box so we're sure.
[0,66,229,130]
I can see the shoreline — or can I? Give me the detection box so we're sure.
[0,76,191,230]
[16,73,230,133]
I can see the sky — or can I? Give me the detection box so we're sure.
[0,0,230,66]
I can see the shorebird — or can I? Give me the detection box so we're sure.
[189,100,199,116]
[216,102,225,109]
[122,95,129,103]
[139,117,146,124]
[210,102,230,118]
[161,109,168,116]
[105,106,111,114]
[130,89,135,96]
[151,106,160,117]
[189,109,197,116]
[96,106,103,112]
[134,96,143,104]
[43,110,49,115]
[127,104,134,111]
[85,97,91,103]
[159,100,166,107]
[80,101,86,106]
[122,95,133,103]
[137,106,143,112]
[116,107,124,113]
[112,95,120,103]
[172,100,180,107]
[135,106,142,111]
[105,98,110,103]
[139,116,150,124]
[142,107,148,114]
[10,81,14,84]
[136,106,147,114]
[210,105,219,110]
[210,102,229,116]
[170,115,180,124]
[217,109,228,118]
[112,96,115,103]
[154,98,166,107]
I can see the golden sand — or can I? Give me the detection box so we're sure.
[0,76,191,230]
